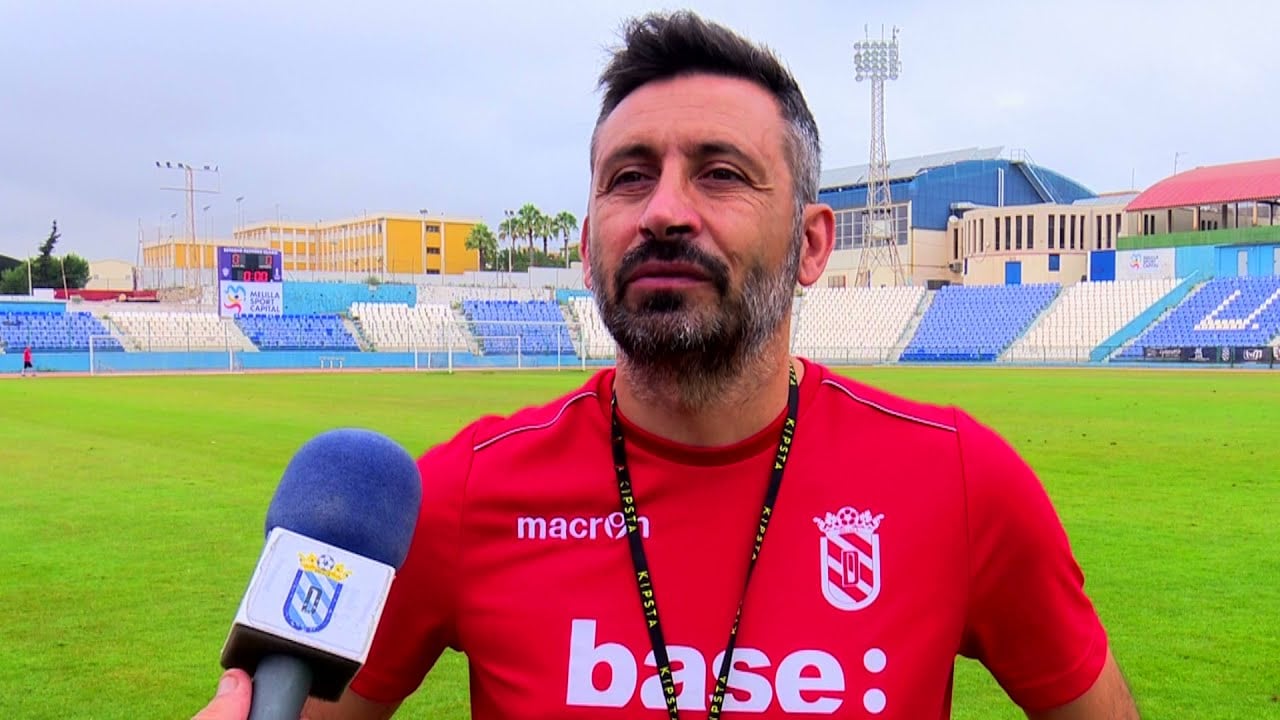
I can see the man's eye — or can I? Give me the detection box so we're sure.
[705,167,743,182]
[610,171,647,188]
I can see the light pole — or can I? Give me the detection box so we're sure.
[1174,151,1189,175]
[235,196,244,232]
[201,204,212,283]
[156,160,218,290]
[419,208,429,280]
[504,209,515,278]
[852,26,907,287]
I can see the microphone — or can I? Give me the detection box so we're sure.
[219,428,422,720]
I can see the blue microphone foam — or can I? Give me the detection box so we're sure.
[265,428,422,570]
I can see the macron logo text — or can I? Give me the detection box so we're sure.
[517,512,649,541]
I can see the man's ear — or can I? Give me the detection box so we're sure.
[796,203,835,287]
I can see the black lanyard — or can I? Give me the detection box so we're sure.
[609,364,800,720]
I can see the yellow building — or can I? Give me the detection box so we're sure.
[141,213,481,276]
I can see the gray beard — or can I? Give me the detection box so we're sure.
[590,216,803,410]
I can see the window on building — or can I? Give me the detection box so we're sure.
[1097,216,1103,249]
[1027,215,1035,250]
[1060,213,1066,248]
[1070,215,1077,249]
[1005,216,1012,251]
[1048,214,1056,249]
[995,216,1002,250]
[980,218,985,252]
[1016,215,1023,250]
[1049,254,1061,271]
[828,274,847,288]
[953,228,960,259]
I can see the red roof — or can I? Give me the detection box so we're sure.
[1125,157,1280,212]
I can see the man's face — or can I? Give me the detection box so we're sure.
[583,73,801,379]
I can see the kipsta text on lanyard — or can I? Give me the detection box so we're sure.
[609,363,800,720]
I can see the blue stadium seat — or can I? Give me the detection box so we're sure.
[0,310,122,352]
[234,313,360,351]
[1120,276,1280,357]
[461,300,576,356]
[900,284,1060,362]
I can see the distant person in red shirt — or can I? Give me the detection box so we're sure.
[22,344,34,376]
[197,10,1139,720]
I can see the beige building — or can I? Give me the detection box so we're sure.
[86,259,137,291]
[948,194,1132,286]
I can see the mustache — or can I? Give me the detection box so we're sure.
[614,241,731,297]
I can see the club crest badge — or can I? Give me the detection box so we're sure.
[284,552,351,633]
[814,506,884,612]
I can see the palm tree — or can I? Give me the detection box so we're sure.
[554,211,579,267]
[464,223,498,271]
[516,203,544,259]
[497,216,519,273]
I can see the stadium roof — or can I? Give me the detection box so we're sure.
[820,146,1004,190]
[1125,157,1280,212]
[1073,191,1140,207]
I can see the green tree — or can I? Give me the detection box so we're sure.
[2,222,92,293]
[515,203,545,259]
[0,262,30,295]
[32,221,60,288]
[497,216,520,273]
[553,210,579,267]
[464,223,499,270]
[56,253,91,290]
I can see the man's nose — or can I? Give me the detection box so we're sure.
[637,171,701,241]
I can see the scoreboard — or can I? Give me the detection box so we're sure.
[218,246,284,318]
[225,250,279,283]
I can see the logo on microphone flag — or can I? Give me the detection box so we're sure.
[284,553,351,633]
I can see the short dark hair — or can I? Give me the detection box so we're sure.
[592,10,822,206]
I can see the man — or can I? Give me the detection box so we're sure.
[197,10,1139,719]
[22,344,34,376]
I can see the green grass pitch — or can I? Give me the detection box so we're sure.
[1,366,1277,719]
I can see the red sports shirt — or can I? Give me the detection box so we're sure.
[350,358,1108,718]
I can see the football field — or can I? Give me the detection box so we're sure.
[1,366,1277,719]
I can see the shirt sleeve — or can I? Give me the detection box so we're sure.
[345,418,487,704]
[955,409,1109,713]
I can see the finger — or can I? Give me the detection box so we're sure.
[192,669,253,720]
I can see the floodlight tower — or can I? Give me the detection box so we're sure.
[156,161,220,290]
[853,27,907,287]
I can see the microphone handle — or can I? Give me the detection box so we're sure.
[248,654,313,720]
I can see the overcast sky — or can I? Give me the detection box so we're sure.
[2,0,1276,262]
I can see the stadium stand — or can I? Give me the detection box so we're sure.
[566,296,616,359]
[1004,279,1180,363]
[901,283,1059,362]
[0,311,121,352]
[350,302,471,351]
[234,314,360,351]
[1119,276,1280,357]
[108,311,255,351]
[416,285,547,305]
[792,286,925,362]
[283,281,416,315]
[462,300,575,355]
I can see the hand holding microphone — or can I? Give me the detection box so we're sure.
[204,428,422,720]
